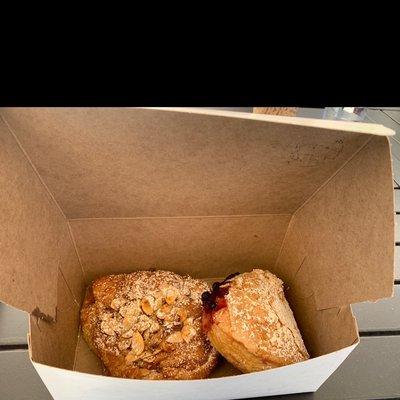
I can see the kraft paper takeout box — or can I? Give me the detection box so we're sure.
[0,108,395,400]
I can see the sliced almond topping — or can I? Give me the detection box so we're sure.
[142,329,150,341]
[100,320,116,336]
[125,351,139,363]
[131,331,145,355]
[166,331,183,343]
[136,315,152,333]
[163,321,174,330]
[156,304,172,320]
[123,314,136,331]
[122,329,134,338]
[119,306,128,317]
[140,350,158,363]
[110,299,119,310]
[141,296,154,315]
[146,331,163,348]
[120,301,140,317]
[181,325,196,343]
[163,309,177,323]
[184,317,194,326]
[161,340,173,352]
[110,298,125,310]
[118,339,131,351]
[153,291,164,310]
[177,308,188,322]
[165,288,179,305]
[148,321,160,333]
[99,312,108,321]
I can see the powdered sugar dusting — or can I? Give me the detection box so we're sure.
[225,269,309,364]
[81,269,218,379]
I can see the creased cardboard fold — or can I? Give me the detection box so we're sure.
[0,116,84,319]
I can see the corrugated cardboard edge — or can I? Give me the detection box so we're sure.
[144,108,395,137]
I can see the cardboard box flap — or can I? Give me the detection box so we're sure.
[0,108,393,219]
[2,107,394,399]
[0,117,82,319]
[276,136,394,309]
[1,107,394,318]
[150,107,395,137]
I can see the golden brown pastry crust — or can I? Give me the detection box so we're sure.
[81,270,218,380]
[203,269,309,373]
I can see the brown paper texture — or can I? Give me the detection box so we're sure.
[69,215,290,283]
[0,107,394,380]
[1,108,374,218]
[276,136,394,310]
[0,117,83,318]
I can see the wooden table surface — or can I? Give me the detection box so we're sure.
[1,108,399,400]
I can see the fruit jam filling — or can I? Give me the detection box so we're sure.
[201,272,239,332]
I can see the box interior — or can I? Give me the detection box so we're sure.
[0,108,394,377]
